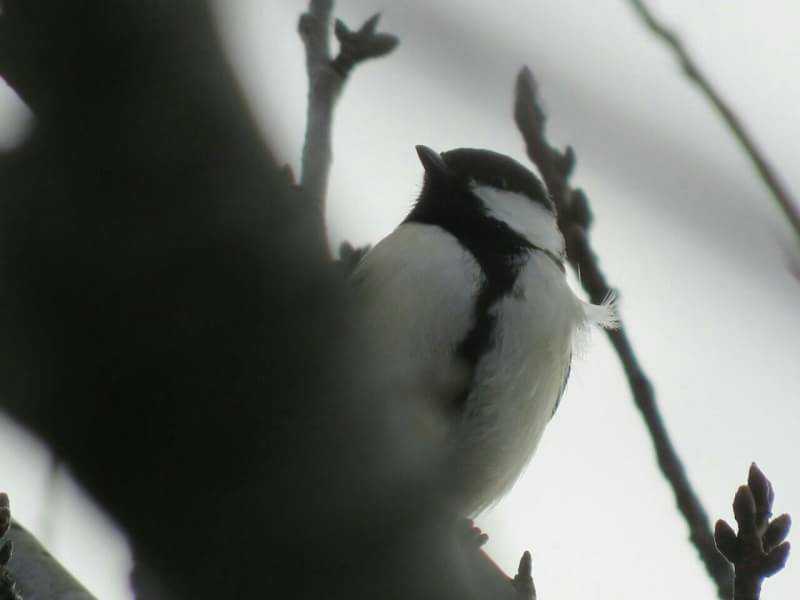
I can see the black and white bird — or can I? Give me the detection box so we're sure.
[351,146,616,516]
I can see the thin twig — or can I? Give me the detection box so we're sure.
[298,0,398,237]
[628,0,800,241]
[514,66,735,599]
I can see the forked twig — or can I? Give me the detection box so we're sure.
[298,0,398,224]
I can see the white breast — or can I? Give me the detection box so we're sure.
[351,224,481,443]
[352,220,615,516]
[451,251,588,515]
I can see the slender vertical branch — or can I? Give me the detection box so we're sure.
[514,66,735,599]
[627,0,800,241]
[298,0,336,210]
[298,0,398,246]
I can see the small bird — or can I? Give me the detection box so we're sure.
[351,146,616,516]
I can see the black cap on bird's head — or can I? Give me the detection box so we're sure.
[414,145,554,215]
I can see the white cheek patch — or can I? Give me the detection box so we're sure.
[472,185,565,257]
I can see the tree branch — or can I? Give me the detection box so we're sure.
[714,464,791,600]
[514,66,735,599]
[298,0,398,239]
[627,0,800,241]
[0,493,95,599]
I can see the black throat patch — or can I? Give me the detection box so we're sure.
[404,181,536,388]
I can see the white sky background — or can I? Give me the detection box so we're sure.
[0,1,798,598]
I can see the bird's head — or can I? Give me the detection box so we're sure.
[410,146,563,257]
[415,145,554,213]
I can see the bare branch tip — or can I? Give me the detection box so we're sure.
[516,67,537,98]
[333,18,349,40]
[512,550,535,600]
[517,550,532,577]
[369,34,400,58]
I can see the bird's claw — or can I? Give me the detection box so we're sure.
[457,518,489,550]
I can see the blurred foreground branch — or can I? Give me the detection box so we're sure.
[628,0,800,241]
[714,465,791,600]
[298,0,397,225]
[514,66,735,598]
[0,1,356,597]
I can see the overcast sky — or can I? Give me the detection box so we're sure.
[0,2,798,598]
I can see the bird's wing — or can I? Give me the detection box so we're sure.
[351,223,481,438]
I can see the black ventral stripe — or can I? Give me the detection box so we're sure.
[404,170,564,410]
[460,236,564,367]
[406,203,560,373]
[449,219,531,370]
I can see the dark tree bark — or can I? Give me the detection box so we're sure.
[0,1,357,597]
[0,3,517,598]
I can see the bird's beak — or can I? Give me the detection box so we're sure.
[415,145,450,179]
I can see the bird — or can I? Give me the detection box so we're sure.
[350,146,617,516]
